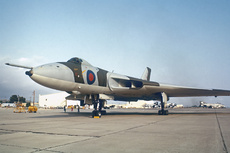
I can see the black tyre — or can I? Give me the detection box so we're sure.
[163,110,168,115]
[101,110,106,115]
[158,110,162,115]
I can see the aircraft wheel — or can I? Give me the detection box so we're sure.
[101,110,106,115]
[158,110,163,115]
[98,111,101,117]
[163,110,168,115]
[92,110,101,118]
[92,110,96,118]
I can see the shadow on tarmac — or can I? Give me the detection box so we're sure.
[30,109,230,119]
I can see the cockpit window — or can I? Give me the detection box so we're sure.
[67,57,92,66]
[67,58,83,64]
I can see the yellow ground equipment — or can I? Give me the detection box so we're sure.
[28,106,38,113]
[13,103,26,113]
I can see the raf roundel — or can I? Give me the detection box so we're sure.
[87,70,96,85]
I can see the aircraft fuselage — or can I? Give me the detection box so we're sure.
[26,57,158,101]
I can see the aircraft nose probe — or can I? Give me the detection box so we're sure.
[5,63,33,77]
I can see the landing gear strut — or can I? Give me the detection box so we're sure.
[92,95,101,118]
[91,95,106,118]
[158,92,168,115]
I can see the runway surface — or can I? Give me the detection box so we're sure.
[0,107,229,153]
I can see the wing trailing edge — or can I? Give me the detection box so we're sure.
[145,84,230,97]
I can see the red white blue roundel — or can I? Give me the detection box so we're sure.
[87,70,96,85]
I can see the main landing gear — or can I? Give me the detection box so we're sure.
[91,95,106,118]
[158,92,169,115]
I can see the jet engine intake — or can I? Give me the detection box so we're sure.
[113,78,143,89]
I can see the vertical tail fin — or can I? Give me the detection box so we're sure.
[141,67,151,81]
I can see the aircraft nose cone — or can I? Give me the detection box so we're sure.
[31,63,75,82]
[25,70,33,76]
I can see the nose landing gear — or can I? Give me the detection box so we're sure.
[92,110,101,118]
[91,95,106,118]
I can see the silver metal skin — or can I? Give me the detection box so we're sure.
[5,57,230,116]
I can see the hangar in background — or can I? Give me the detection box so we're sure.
[39,92,155,109]
[39,92,80,108]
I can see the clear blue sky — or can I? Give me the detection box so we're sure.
[1,0,230,106]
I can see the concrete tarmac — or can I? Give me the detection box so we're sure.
[0,107,229,153]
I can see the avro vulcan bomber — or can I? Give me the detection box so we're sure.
[6,57,230,117]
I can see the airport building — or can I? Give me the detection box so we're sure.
[39,92,156,109]
[38,92,185,109]
[122,100,154,108]
[39,92,80,108]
